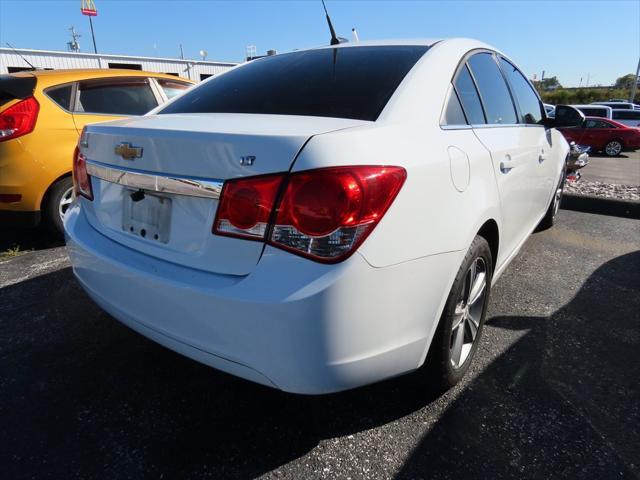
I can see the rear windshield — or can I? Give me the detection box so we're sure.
[160,45,429,121]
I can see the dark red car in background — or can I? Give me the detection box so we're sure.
[558,117,640,156]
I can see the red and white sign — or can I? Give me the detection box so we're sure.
[81,0,97,16]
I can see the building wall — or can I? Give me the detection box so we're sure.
[0,48,237,81]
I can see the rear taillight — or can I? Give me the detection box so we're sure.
[0,96,39,142]
[213,166,406,263]
[213,173,284,240]
[72,147,93,200]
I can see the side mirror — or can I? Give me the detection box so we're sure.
[547,105,585,128]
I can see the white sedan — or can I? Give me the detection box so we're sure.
[64,39,581,394]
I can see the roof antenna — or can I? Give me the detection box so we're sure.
[5,42,37,70]
[321,0,340,46]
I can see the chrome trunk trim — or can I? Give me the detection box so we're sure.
[86,162,223,200]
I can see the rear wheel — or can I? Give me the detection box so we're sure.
[44,177,73,237]
[537,169,565,231]
[424,235,492,391]
[604,140,623,157]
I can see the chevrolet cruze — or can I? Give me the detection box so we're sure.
[64,39,581,394]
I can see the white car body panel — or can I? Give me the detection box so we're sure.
[65,38,569,394]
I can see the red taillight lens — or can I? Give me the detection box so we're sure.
[213,173,284,239]
[72,147,93,200]
[271,166,406,262]
[212,166,406,263]
[0,96,39,142]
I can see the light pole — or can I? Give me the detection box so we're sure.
[629,57,640,104]
[80,0,98,54]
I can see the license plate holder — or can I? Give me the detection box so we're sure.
[122,189,171,243]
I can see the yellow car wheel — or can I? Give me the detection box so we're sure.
[44,176,73,236]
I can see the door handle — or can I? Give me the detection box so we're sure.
[500,154,517,174]
[539,150,547,163]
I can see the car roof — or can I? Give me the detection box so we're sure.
[9,68,193,88]
[306,38,499,53]
[311,38,442,49]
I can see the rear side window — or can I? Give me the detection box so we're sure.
[454,65,485,124]
[499,58,543,125]
[442,88,467,125]
[76,77,158,115]
[46,84,73,110]
[160,46,429,121]
[157,78,191,99]
[467,53,517,125]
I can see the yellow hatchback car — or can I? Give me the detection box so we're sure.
[0,69,193,234]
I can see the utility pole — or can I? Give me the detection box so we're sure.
[629,57,640,104]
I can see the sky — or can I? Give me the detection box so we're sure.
[0,0,638,87]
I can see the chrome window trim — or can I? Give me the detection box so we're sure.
[471,123,543,129]
[440,124,473,130]
[86,161,224,200]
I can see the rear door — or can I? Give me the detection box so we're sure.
[71,76,161,134]
[498,56,554,218]
[462,52,538,258]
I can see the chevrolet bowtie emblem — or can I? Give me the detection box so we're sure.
[115,142,143,160]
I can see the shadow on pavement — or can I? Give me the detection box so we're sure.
[0,226,64,253]
[396,251,640,479]
[1,253,638,479]
[0,266,437,479]
[588,153,630,159]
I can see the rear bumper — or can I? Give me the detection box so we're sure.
[64,204,462,394]
[0,209,41,228]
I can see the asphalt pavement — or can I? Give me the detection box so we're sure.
[581,150,640,185]
[1,210,639,480]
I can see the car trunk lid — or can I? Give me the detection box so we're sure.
[80,113,367,276]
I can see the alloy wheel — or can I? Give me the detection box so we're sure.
[449,257,487,369]
[58,186,74,221]
[605,141,622,156]
[553,184,563,217]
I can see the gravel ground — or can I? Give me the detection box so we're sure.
[565,180,640,201]
[1,210,639,480]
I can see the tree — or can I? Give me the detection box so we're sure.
[614,73,638,90]
[533,76,562,92]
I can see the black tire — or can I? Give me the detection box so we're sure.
[604,140,623,157]
[423,235,493,392]
[43,176,73,237]
[537,169,565,231]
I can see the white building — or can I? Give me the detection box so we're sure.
[0,47,237,81]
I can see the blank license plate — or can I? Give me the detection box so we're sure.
[122,190,171,243]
